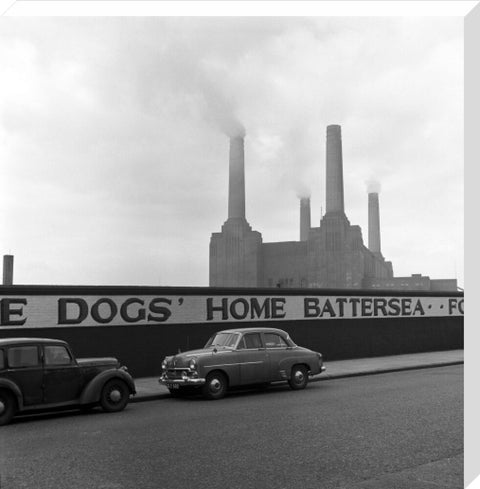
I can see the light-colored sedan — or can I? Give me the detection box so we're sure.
[159,327,326,399]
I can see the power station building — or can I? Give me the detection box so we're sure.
[209,125,457,291]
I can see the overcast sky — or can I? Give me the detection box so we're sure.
[0,16,463,287]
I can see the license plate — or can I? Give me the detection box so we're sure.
[166,382,180,389]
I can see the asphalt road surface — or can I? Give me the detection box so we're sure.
[0,365,463,489]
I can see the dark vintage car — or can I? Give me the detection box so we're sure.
[0,338,136,425]
[159,327,325,399]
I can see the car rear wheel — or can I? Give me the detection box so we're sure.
[202,371,227,400]
[100,379,130,412]
[288,365,308,390]
[0,389,17,426]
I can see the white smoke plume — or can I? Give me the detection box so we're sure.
[366,179,381,194]
[200,86,246,138]
[158,31,247,138]
[295,183,311,200]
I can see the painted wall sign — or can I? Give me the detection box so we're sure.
[0,294,464,329]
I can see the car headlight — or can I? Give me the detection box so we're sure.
[189,358,197,370]
[161,359,168,370]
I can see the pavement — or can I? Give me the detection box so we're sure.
[132,349,464,402]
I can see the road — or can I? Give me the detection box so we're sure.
[0,365,463,489]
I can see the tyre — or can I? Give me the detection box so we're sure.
[0,389,17,426]
[288,365,308,390]
[100,379,130,413]
[202,371,227,400]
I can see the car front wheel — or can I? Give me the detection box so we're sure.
[0,389,17,426]
[288,365,308,390]
[202,371,227,400]
[100,379,130,412]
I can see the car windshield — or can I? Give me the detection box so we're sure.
[205,332,239,349]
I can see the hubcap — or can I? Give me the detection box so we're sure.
[0,400,5,415]
[295,371,304,383]
[210,378,222,392]
[109,389,122,403]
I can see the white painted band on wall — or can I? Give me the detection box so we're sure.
[0,294,464,329]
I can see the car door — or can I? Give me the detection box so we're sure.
[43,344,83,404]
[237,333,268,385]
[6,345,44,405]
[263,332,291,381]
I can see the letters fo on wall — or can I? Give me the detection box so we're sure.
[0,294,464,328]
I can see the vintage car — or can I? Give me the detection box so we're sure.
[159,327,325,399]
[0,337,136,425]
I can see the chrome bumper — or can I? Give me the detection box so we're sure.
[310,365,326,376]
[159,375,206,387]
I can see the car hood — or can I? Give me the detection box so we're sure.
[166,347,233,368]
[76,357,120,368]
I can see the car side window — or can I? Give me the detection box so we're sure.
[44,346,72,366]
[0,349,4,370]
[8,346,40,368]
[264,333,288,348]
[244,333,263,349]
[236,337,246,350]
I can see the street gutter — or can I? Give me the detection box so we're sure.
[131,360,464,404]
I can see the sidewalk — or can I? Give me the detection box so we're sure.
[132,349,464,403]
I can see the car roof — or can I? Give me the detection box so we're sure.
[0,338,68,347]
[217,327,289,336]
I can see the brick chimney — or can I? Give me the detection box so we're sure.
[325,124,345,215]
[300,197,311,241]
[3,254,14,285]
[368,192,381,254]
[228,136,246,220]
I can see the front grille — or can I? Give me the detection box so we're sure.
[166,369,188,379]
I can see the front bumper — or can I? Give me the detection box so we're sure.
[159,374,206,387]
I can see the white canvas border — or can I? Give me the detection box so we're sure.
[1,1,474,486]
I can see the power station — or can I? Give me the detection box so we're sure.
[209,125,457,291]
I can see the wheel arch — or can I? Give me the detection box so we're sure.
[205,368,230,388]
[0,379,23,410]
[279,359,311,379]
[80,369,135,405]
